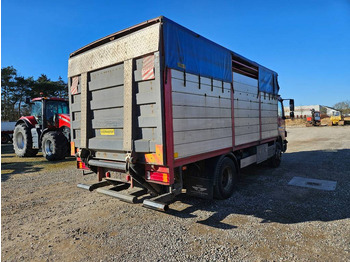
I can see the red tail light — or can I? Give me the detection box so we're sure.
[146,171,169,183]
[77,160,88,170]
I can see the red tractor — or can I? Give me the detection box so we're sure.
[13,97,71,161]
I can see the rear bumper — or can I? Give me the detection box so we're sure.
[88,159,127,172]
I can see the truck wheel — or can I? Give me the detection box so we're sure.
[42,131,68,161]
[2,134,10,144]
[213,157,238,199]
[13,123,38,157]
[269,142,282,168]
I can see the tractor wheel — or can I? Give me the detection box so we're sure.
[61,126,71,156]
[213,157,238,200]
[42,131,69,161]
[269,141,282,168]
[13,123,38,157]
[1,134,10,144]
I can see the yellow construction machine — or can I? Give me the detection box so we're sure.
[330,111,344,126]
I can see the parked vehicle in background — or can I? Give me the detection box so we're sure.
[69,16,295,210]
[1,121,16,144]
[330,111,345,126]
[306,109,321,126]
[13,97,71,161]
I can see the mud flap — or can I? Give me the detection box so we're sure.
[186,176,213,199]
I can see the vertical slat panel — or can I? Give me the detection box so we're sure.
[123,59,133,151]
[80,72,88,148]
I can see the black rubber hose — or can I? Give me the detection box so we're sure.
[129,163,160,195]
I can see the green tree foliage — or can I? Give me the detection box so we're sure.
[14,76,33,117]
[31,74,68,98]
[333,100,350,115]
[1,66,68,121]
[1,66,18,120]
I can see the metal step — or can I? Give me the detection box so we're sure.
[96,187,137,203]
[142,192,175,212]
[77,180,175,211]
[77,180,110,191]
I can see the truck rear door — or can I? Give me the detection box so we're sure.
[68,22,165,167]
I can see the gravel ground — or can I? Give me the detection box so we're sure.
[2,126,350,261]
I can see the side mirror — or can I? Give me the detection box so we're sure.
[290,111,295,119]
[289,99,295,112]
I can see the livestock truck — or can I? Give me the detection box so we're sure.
[69,17,294,211]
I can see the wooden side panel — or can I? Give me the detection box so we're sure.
[260,93,278,139]
[173,92,231,108]
[171,69,232,159]
[233,72,260,146]
[235,133,260,146]
[174,137,232,159]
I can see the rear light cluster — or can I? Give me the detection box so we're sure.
[145,166,170,184]
[77,161,88,170]
[76,157,89,170]
[146,171,169,183]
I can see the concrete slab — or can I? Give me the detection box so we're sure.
[288,176,337,191]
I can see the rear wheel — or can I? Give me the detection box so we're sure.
[42,131,68,161]
[213,157,238,199]
[1,134,11,144]
[61,126,71,156]
[13,123,38,157]
[269,142,282,168]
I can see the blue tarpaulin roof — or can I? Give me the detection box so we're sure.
[163,18,232,83]
[258,66,280,95]
[162,17,279,95]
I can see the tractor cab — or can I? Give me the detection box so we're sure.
[306,109,321,126]
[30,97,69,129]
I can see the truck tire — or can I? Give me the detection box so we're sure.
[269,142,282,168]
[13,123,38,157]
[2,134,10,144]
[42,131,68,161]
[213,157,238,199]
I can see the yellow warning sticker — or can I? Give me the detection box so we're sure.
[100,129,115,136]
[174,152,179,158]
[177,63,186,69]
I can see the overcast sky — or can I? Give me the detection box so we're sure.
[2,0,349,106]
